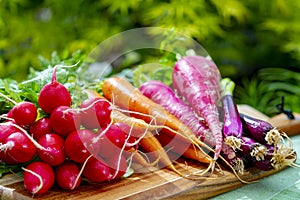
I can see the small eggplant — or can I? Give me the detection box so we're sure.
[220,144,245,174]
[248,142,297,171]
[220,78,243,150]
[253,153,274,171]
[240,113,282,146]
[239,136,267,162]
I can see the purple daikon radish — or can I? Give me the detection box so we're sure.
[139,80,210,141]
[139,80,244,173]
[220,78,243,150]
[172,55,222,162]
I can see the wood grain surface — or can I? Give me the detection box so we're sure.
[0,159,287,200]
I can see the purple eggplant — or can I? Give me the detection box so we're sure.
[220,78,243,150]
[220,144,245,174]
[253,153,274,171]
[240,113,282,145]
[239,136,267,162]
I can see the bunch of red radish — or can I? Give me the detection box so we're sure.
[0,66,129,195]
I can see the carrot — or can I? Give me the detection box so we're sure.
[111,108,214,173]
[84,89,212,178]
[123,146,159,173]
[101,77,214,163]
[86,84,248,182]
[139,131,208,176]
[82,89,160,172]
[154,129,212,164]
[112,111,212,177]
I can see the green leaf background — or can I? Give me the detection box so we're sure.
[1,0,300,115]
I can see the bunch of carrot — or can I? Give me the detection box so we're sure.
[100,77,216,177]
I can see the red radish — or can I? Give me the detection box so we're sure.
[11,102,37,126]
[37,133,66,166]
[0,93,37,126]
[38,66,72,114]
[65,130,92,163]
[30,117,53,140]
[23,161,55,194]
[50,106,81,138]
[80,97,112,129]
[113,122,137,151]
[77,129,100,157]
[0,150,18,164]
[105,154,128,179]
[172,55,222,162]
[82,156,111,183]
[103,123,127,149]
[0,121,19,144]
[5,109,15,122]
[55,161,81,190]
[95,124,127,159]
[0,121,20,164]
[1,131,36,163]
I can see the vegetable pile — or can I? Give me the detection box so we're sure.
[0,53,298,196]
[0,65,132,194]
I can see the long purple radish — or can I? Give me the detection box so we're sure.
[172,55,222,162]
[139,80,210,141]
[140,80,244,173]
[220,78,243,150]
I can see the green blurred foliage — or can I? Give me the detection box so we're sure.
[1,0,300,115]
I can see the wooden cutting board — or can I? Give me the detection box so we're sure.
[0,105,299,200]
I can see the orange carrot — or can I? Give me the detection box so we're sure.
[111,109,212,164]
[82,90,159,172]
[154,129,212,164]
[123,146,159,173]
[84,89,213,177]
[101,77,214,163]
